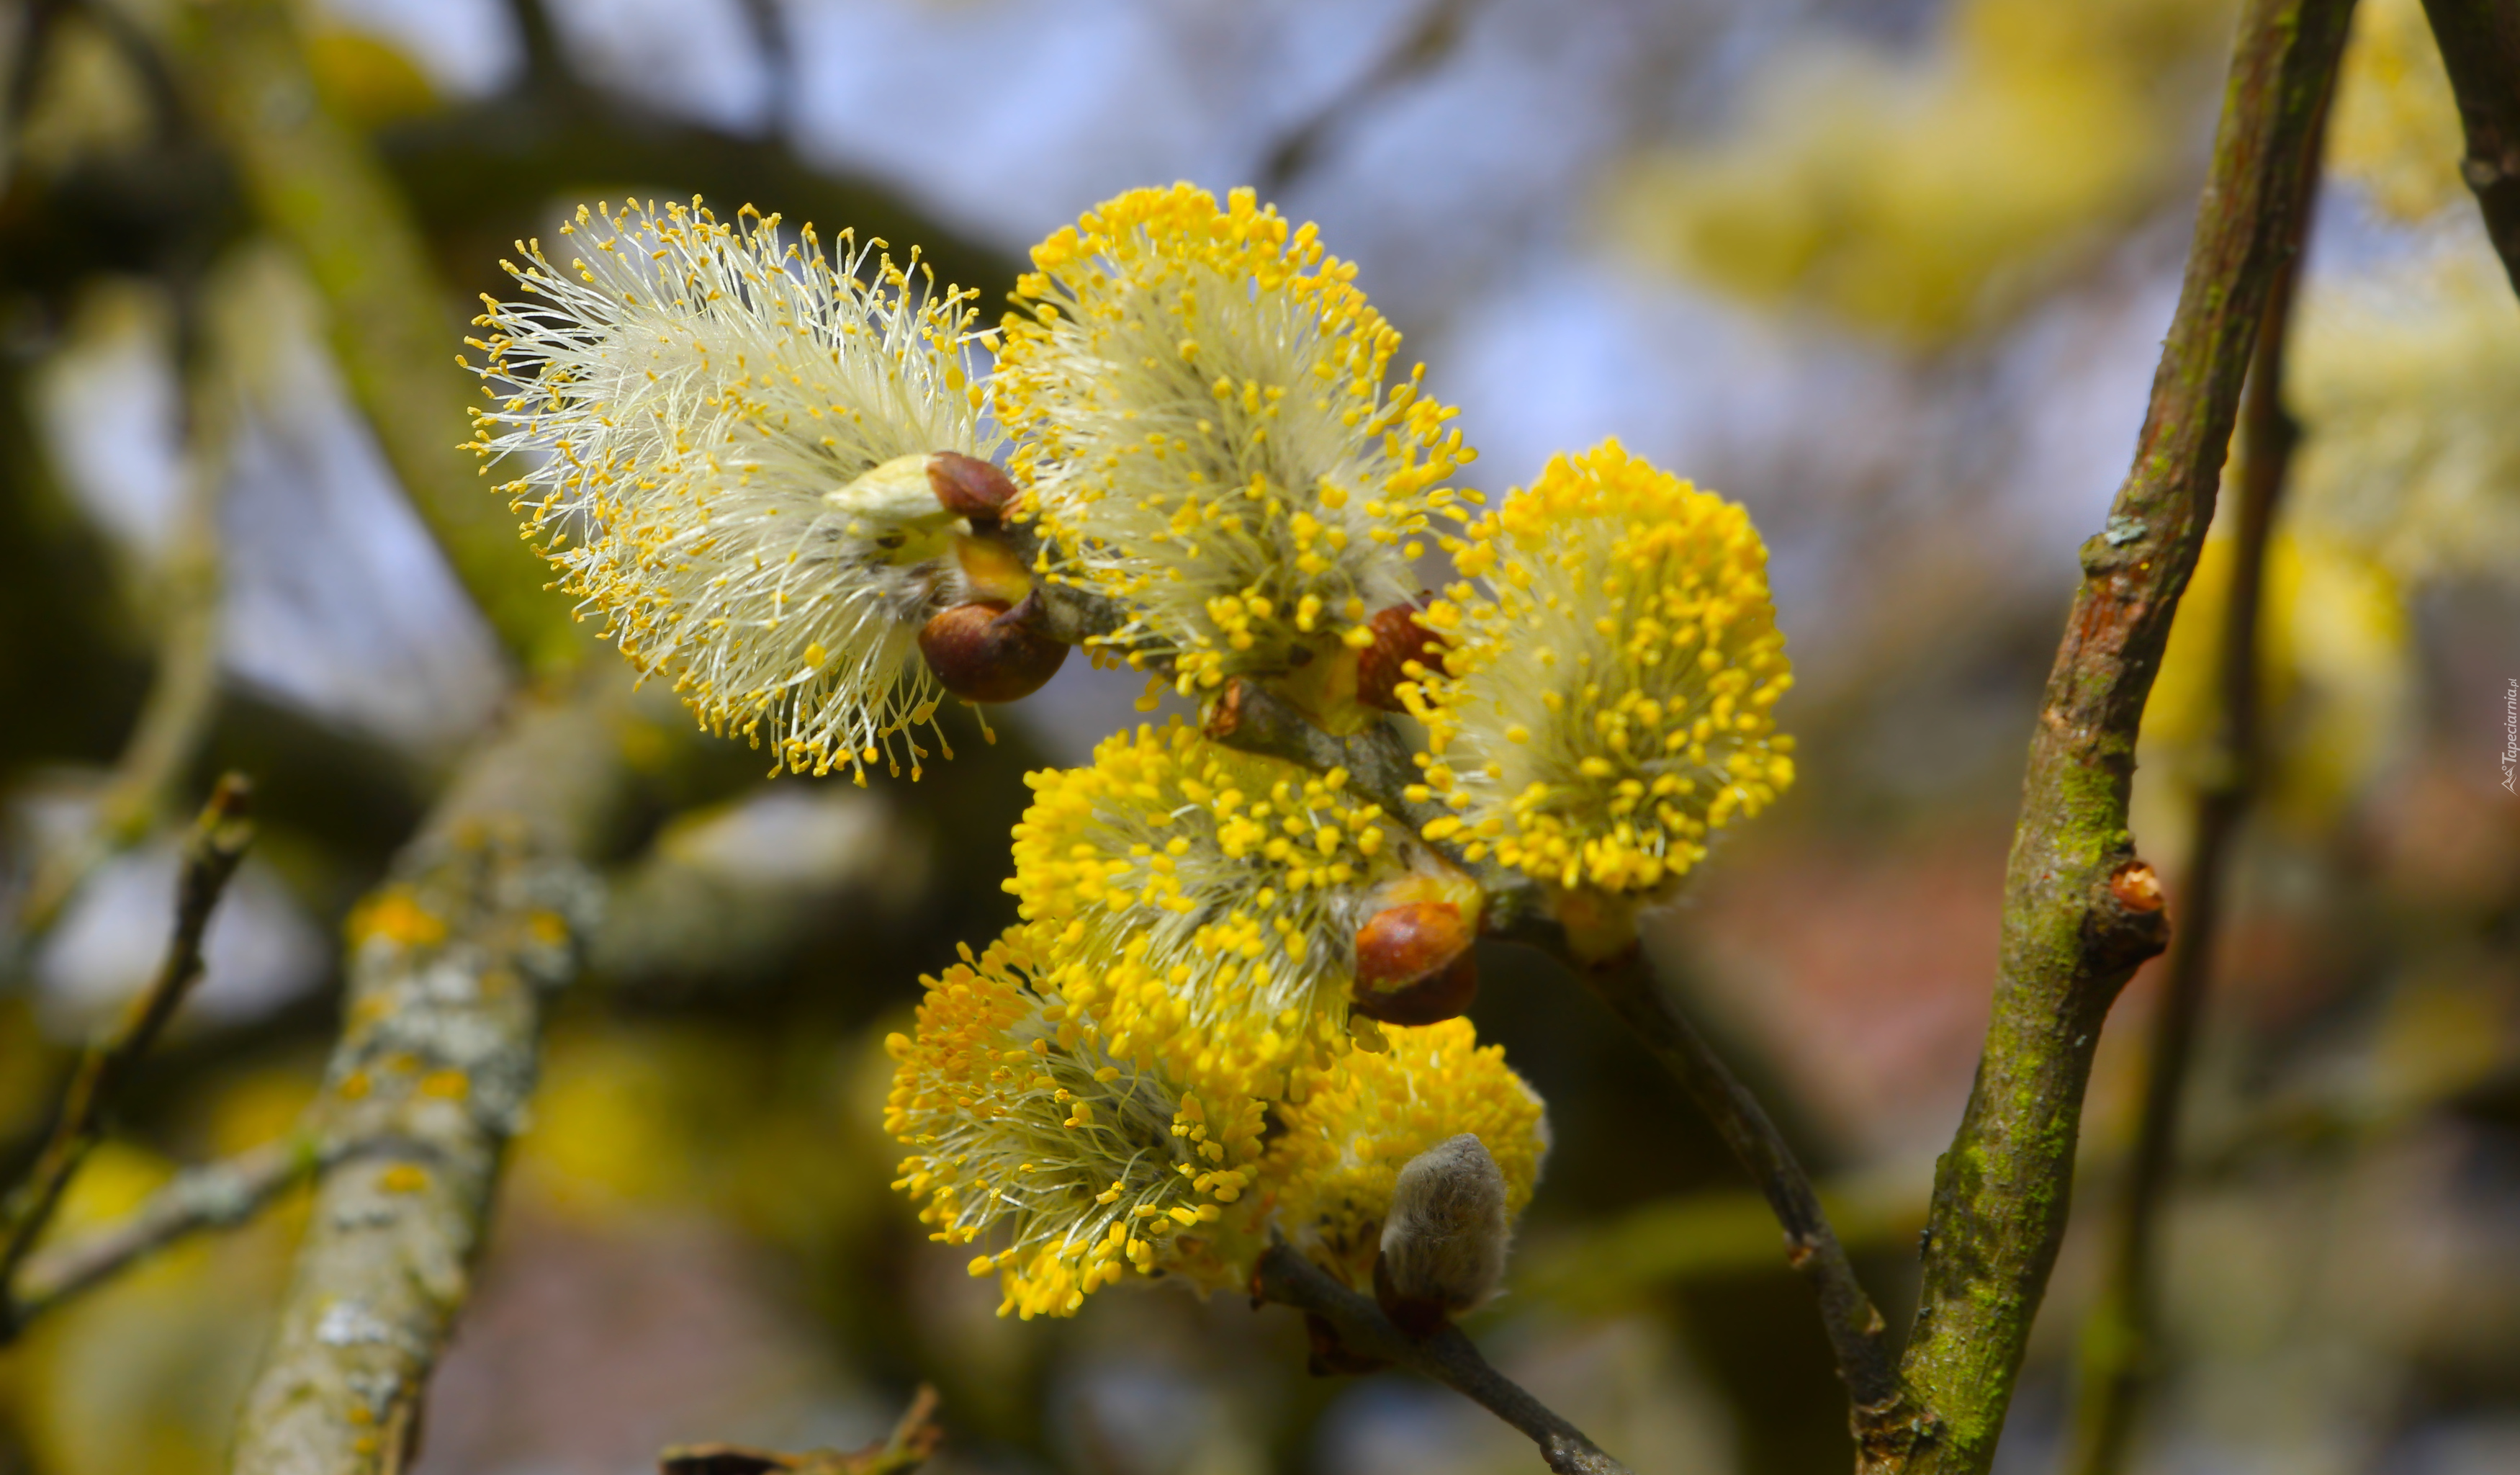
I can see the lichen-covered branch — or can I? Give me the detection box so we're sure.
[8,1134,366,1332]
[1882,4,2354,1471]
[226,684,629,1475]
[2063,120,2327,1475]
[1252,1242,1632,1475]
[0,774,254,1335]
[2421,0,2520,295]
[166,0,576,670]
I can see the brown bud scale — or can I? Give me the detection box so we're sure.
[1351,949,1477,1026]
[1354,898,1478,1026]
[927,451,1019,521]
[1356,601,1444,713]
[919,597,1068,704]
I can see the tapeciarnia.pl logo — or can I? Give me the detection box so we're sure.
[2503,678,2517,794]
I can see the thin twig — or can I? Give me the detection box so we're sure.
[6,1134,384,1333]
[2420,0,2520,295]
[2061,99,2330,1475]
[1256,0,1475,196]
[1566,946,1902,1425]
[660,1384,943,1474]
[11,297,233,945]
[0,774,254,1333]
[1881,4,2356,1471]
[1252,1242,1632,1475]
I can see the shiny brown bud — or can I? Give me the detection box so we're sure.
[1356,601,1444,713]
[927,451,1019,521]
[1351,900,1477,1026]
[918,596,1068,703]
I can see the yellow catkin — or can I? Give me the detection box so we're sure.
[1269,1017,1549,1291]
[1007,722,1462,1088]
[884,929,1549,1317]
[882,924,1272,1319]
[466,197,994,782]
[992,183,1479,694]
[2327,0,2468,223]
[1408,438,1796,894]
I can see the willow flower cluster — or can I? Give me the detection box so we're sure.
[471,183,1803,1331]
[885,924,1544,1317]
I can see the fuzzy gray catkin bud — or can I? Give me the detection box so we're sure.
[1374,1133,1511,1332]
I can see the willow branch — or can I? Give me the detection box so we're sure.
[2061,107,2328,1475]
[226,680,631,1475]
[1882,4,2354,1471]
[6,1134,377,1332]
[167,0,577,670]
[1253,1242,1632,1475]
[0,774,254,1333]
[1567,945,1901,1420]
[660,1384,943,1474]
[2420,0,2520,295]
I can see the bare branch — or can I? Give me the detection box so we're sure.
[0,774,254,1334]
[7,1135,392,1331]
[1883,3,2356,1471]
[1256,0,1475,196]
[2061,111,2328,1475]
[2419,0,2520,295]
[166,0,576,669]
[12,302,232,944]
[1566,946,1903,1432]
[660,1384,943,1475]
[225,683,631,1475]
[1253,1242,1632,1475]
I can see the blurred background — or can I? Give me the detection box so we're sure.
[0,0,2515,1472]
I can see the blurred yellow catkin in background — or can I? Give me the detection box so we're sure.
[2326,0,2467,221]
[1604,0,2233,344]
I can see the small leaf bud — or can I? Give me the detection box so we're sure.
[919,596,1069,703]
[1374,1133,1511,1335]
[927,450,1019,521]
[1351,901,1477,1026]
